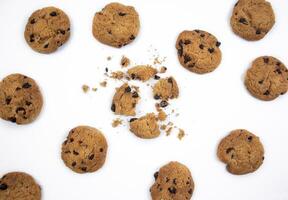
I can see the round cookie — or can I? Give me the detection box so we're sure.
[92,2,140,48]
[217,129,264,175]
[0,73,43,125]
[24,6,70,53]
[176,30,222,74]
[231,0,275,41]
[150,161,194,200]
[61,126,108,174]
[0,172,41,200]
[245,56,288,101]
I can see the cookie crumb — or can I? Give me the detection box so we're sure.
[166,127,173,136]
[107,56,112,61]
[157,108,167,121]
[82,85,90,93]
[177,129,185,140]
[153,56,166,65]
[92,87,98,92]
[100,81,107,87]
[160,124,167,130]
[121,56,130,67]
[112,118,122,128]
[159,66,167,73]
[110,71,125,80]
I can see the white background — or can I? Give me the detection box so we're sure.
[0,0,288,199]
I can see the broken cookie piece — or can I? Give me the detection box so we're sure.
[121,56,130,67]
[129,113,160,139]
[128,65,157,82]
[153,77,179,100]
[111,83,140,116]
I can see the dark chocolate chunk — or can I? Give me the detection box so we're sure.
[111,104,116,112]
[5,97,12,105]
[199,44,204,49]
[22,82,32,88]
[154,171,159,180]
[50,11,57,17]
[239,18,248,25]
[216,41,221,47]
[72,162,76,167]
[160,100,168,108]
[263,90,270,96]
[184,54,191,64]
[125,86,131,93]
[118,12,126,16]
[168,187,177,194]
[0,183,8,190]
[130,118,138,122]
[208,48,215,53]
[88,154,95,160]
[154,94,160,100]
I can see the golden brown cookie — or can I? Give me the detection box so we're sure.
[153,77,179,100]
[61,126,108,174]
[150,161,194,200]
[0,172,41,200]
[245,56,288,101]
[176,30,222,74]
[111,83,140,116]
[217,129,265,175]
[127,65,157,82]
[0,74,43,125]
[24,6,70,53]
[92,2,140,48]
[129,113,160,139]
[231,0,275,41]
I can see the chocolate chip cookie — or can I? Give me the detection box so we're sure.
[153,77,179,100]
[150,161,194,200]
[92,2,140,48]
[127,65,157,82]
[111,83,140,116]
[0,74,43,124]
[231,0,275,41]
[61,126,108,174]
[24,6,71,53]
[245,56,288,101]
[0,172,41,200]
[129,113,160,139]
[217,129,265,175]
[176,30,222,74]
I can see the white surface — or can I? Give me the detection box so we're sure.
[0,0,288,199]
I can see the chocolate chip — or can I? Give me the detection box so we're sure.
[64,151,71,154]
[67,28,70,31]
[154,94,161,100]
[131,73,136,80]
[226,147,234,154]
[275,68,282,74]
[184,40,191,45]
[256,29,261,35]
[50,11,57,17]
[168,187,177,194]
[44,44,49,48]
[276,62,281,66]
[30,34,35,42]
[118,12,126,16]
[239,18,248,25]
[81,167,87,172]
[154,75,160,80]
[160,100,168,108]
[16,107,26,115]
[263,57,269,64]
[208,48,215,53]
[130,118,137,122]
[88,154,94,160]
[73,150,79,155]
[59,30,65,35]
[188,63,195,68]
[199,44,204,49]
[105,67,108,72]
[132,103,136,108]
[262,156,265,160]
[200,33,205,37]
[108,30,112,34]
[0,183,8,190]
[125,86,131,93]
[8,117,16,123]
[258,80,264,84]
[234,2,239,7]
[184,54,191,64]
[216,41,221,47]
[195,30,200,33]
[30,19,36,24]
[247,136,253,142]
[153,171,159,180]
[168,77,173,84]
[78,141,83,144]
[5,97,12,105]
[188,188,193,194]
[166,177,170,182]
[72,162,76,167]
[111,104,116,112]
[132,92,139,98]
[70,138,74,142]
[130,35,135,40]
[22,82,32,88]
[263,90,270,96]
[177,48,183,57]
[173,178,177,185]
[100,148,104,152]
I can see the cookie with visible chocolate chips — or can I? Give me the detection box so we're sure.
[24,6,71,53]
[176,30,222,74]
[111,83,140,116]
[150,161,194,200]
[129,113,160,139]
[245,56,288,101]
[217,129,265,175]
[0,74,43,124]
[231,0,275,41]
[61,126,108,174]
[127,65,157,82]
[0,172,41,200]
[92,2,140,48]
[153,77,179,101]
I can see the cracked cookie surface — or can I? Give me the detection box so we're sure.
[153,77,179,100]
[231,0,275,41]
[129,113,160,139]
[111,83,140,116]
[92,2,140,48]
[24,6,70,53]
[176,30,222,74]
[0,74,43,125]
[61,126,108,174]
[217,129,264,175]
[245,56,288,101]
[0,172,41,200]
[150,161,194,200]
[127,65,157,82]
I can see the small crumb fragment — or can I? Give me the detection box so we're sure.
[157,108,167,121]
[107,56,112,61]
[82,85,90,93]
[92,87,98,92]
[121,56,130,67]
[100,81,107,87]
[159,66,167,73]
[153,57,166,65]
[112,118,122,128]
[166,127,173,136]
[160,124,167,130]
[110,71,125,80]
[177,129,185,140]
